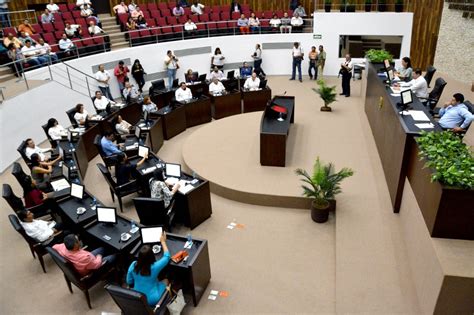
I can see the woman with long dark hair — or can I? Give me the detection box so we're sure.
[396,56,413,81]
[131,59,146,92]
[31,153,61,187]
[149,169,180,208]
[126,232,170,305]
[46,118,67,141]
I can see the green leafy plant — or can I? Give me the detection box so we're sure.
[313,79,336,111]
[295,157,354,208]
[325,0,331,4]
[416,131,474,189]
[365,49,393,63]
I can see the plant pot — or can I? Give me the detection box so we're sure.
[395,4,403,12]
[324,4,331,12]
[311,201,330,223]
[378,4,386,12]
[320,105,332,112]
[365,4,372,12]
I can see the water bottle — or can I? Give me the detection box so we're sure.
[187,233,192,243]
[131,220,137,233]
[90,197,97,210]
[192,171,197,179]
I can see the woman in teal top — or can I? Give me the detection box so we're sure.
[126,232,170,306]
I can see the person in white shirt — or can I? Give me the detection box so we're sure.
[211,47,225,69]
[394,68,428,99]
[191,1,205,15]
[115,115,132,135]
[209,77,226,95]
[73,103,91,126]
[76,0,91,8]
[21,40,48,66]
[113,1,128,15]
[64,23,82,39]
[94,90,115,112]
[18,210,60,242]
[58,34,75,56]
[128,1,137,13]
[47,1,60,13]
[184,19,197,35]
[46,118,67,141]
[209,66,224,81]
[122,82,142,104]
[142,96,157,113]
[25,138,51,161]
[81,4,99,25]
[95,64,114,100]
[290,13,303,31]
[293,5,307,17]
[244,72,261,91]
[36,38,58,63]
[88,21,104,35]
[269,14,281,30]
[175,82,193,102]
[290,42,304,82]
[164,50,179,91]
[340,54,353,97]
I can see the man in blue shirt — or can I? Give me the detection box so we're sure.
[100,131,122,156]
[438,93,473,132]
[240,62,252,78]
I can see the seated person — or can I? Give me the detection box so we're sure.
[240,62,253,78]
[178,0,189,7]
[100,131,123,156]
[41,9,54,24]
[128,1,137,13]
[74,103,91,126]
[269,14,281,30]
[64,23,82,39]
[18,209,62,242]
[184,19,197,35]
[47,1,60,13]
[291,13,303,31]
[294,4,307,17]
[22,175,51,208]
[131,6,144,21]
[46,118,67,141]
[36,38,59,63]
[244,72,261,91]
[31,153,61,187]
[126,234,170,306]
[116,153,147,185]
[175,82,193,103]
[21,40,48,67]
[172,4,185,17]
[76,0,92,8]
[393,68,427,98]
[88,21,104,35]
[113,1,128,15]
[209,77,226,95]
[396,57,413,81]
[136,16,148,29]
[25,138,51,161]
[280,12,292,33]
[191,1,205,15]
[248,12,260,32]
[123,82,142,104]
[94,90,116,112]
[18,32,37,46]
[115,115,132,135]
[142,96,158,113]
[58,34,75,56]
[6,44,24,77]
[3,33,23,49]
[237,14,249,34]
[81,4,100,25]
[53,234,116,276]
[126,17,137,30]
[209,66,224,81]
[185,69,198,83]
[17,19,35,36]
[438,93,473,133]
[149,169,180,208]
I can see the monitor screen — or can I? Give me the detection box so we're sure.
[135,126,141,139]
[401,89,413,106]
[386,69,394,81]
[62,163,69,180]
[227,70,235,79]
[138,145,149,158]
[70,182,84,199]
[97,207,117,224]
[198,74,207,82]
[58,145,64,158]
[259,79,267,89]
[67,130,72,143]
[165,163,181,178]
[140,226,163,244]
[384,59,391,69]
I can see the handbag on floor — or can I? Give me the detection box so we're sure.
[166,287,186,315]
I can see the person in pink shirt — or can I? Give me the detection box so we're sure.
[114,60,129,92]
[53,234,116,276]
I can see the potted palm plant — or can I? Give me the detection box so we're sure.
[324,0,332,12]
[313,79,336,112]
[295,158,354,223]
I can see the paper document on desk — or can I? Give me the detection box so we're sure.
[166,177,179,185]
[390,87,410,94]
[408,110,430,121]
[51,179,70,191]
[179,184,194,194]
[141,166,157,174]
[112,103,125,108]
[125,144,138,150]
[415,123,435,129]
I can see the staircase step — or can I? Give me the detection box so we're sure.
[0,73,16,84]
[0,66,13,76]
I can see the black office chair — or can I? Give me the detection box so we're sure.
[8,214,58,273]
[97,163,140,212]
[420,77,447,114]
[424,65,436,88]
[105,284,170,315]
[17,141,32,169]
[11,162,32,190]
[93,134,121,168]
[3,183,51,218]
[41,123,58,148]
[66,107,78,128]
[172,78,179,88]
[133,197,176,231]
[46,247,116,309]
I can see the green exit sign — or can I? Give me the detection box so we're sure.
[313,34,322,39]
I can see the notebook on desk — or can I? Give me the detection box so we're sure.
[50,178,70,192]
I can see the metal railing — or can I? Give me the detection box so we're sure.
[0,9,37,29]
[313,1,412,12]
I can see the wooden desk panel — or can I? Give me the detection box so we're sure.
[211,91,242,119]
[157,105,187,140]
[243,87,272,113]
[176,180,212,230]
[183,97,212,128]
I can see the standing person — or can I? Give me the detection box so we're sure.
[308,46,318,80]
[164,50,179,91]
[126,233,170,306]
[131,59,146,92]
[251,43,266,76]
[211,47,225,70]
[340,54,353,97]
[317,45,326,79]
[95,64,114,100]
[114,60,129,92]
[229,1,242,15]
[289,0,298,10]
[290,42,304,82]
